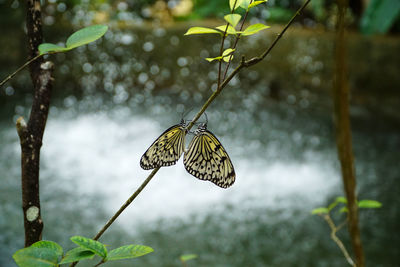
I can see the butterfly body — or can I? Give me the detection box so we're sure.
[140,120,187,170]
[184,123,235,188]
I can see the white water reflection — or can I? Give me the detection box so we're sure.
[41,112,339,228]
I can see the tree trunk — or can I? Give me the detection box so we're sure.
[333,0,365,266]
[17,0,54,247]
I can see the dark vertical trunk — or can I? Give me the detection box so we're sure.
[18,0,54,247]
[333,0,365,266]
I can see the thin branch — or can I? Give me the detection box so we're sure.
[221,0,253,81]
[92,168,160,240]
[337,218,348,232]
[71,1,311,265]
[93,259,105,267]
[322,214,355,266]
[0,54,43,88]
[217,0,238,88]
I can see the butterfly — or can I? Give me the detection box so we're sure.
[140,119,188,170]
[184,122,235,188]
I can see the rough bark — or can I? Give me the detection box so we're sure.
[333,0,365,266]
[18,0,54,247]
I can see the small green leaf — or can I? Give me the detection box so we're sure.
[205,56,223,62]
[215,25,238,35]
[239,0,251,10]
[66,25,108,50]
[336,196,347,203]
[358,200,382,209]
[180,254,198,262]
[249,0,268,9]
[70,236,107,258]
[230,0,244,11]
[222,48,235,57]
[311,207,329,215]
[328,201,339,211]
[38,43,69,55]
[13,241,63,267]
[107,245,154,261]
[184,27,222,35]
[339,207,349,213]
[222,48,235,62]
[59,247,95,264]
[241,23,270,36]
[224,14,242,28]
[31,241,63,256]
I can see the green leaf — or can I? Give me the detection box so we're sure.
[59,247,95,264]
[249,0,268,9]
[180,254,198,262]
[339,207,349,213]
[205,56,223,62]
[360,0,400,35]
[358,200,382,209]
[230,0,244,11]
[66,25,108,50]
[70,236,107,258]
[336,196,347,203]
[224,14,242,28]
[107,245,154,261]
[184,27,222,35]
[311,207,329,215]
[327,201,339,211]
[38,43,69,55]
[222,48,235,62]
[13,241,63,267]
[38,25,108,55]
[215,25,238,35]
[239,0,251,10]
[31,241,63,256]
[241,23,270,36]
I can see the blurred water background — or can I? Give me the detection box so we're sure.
[1,0,400,266]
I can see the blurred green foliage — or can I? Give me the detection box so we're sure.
[0,0,399,34]
[360,0,400,35]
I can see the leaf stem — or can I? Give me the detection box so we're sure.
[0,54,43,88]
[217,0,238,89]
[321,214,355,266]
[222,0,253,81]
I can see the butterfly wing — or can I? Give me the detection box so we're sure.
[140,124,186,170]
[184,130,235,188]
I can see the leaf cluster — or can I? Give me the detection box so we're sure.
[311,196,382,215]
[12,236,153,267]
[184,0,269,63]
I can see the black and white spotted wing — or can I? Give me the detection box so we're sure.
[140,120,187,170]
[184,123,235,188]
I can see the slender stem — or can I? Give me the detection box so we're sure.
[93,167,160,240]
[93,259,104,267]
[0,54,43,88]
[217,0,238,88]
[337,218,348,232]
[322,214,355,266]
[222,0,253,81]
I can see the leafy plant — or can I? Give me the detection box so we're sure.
[12,236,153,267]
[312,197,382,266]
